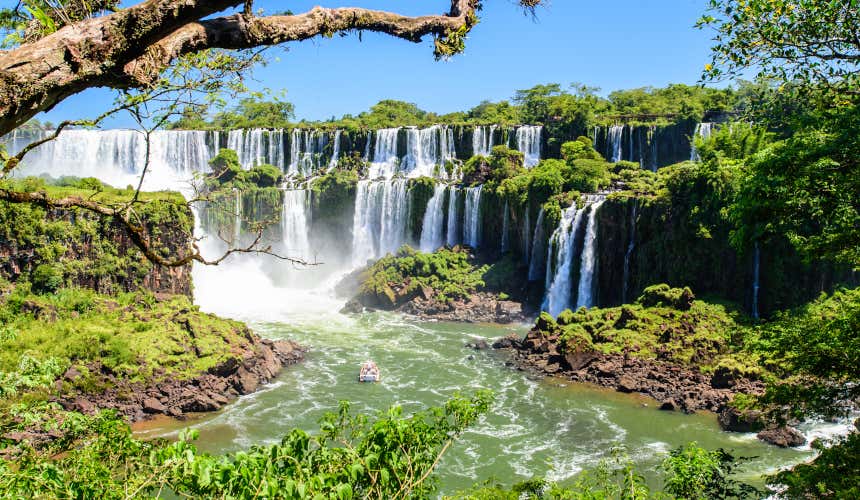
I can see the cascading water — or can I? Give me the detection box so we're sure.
[445,186,461,246]
[327,130,342,171]
[368,128,400,179]
[501,202,510,253]
[10,129,214,190]
[575,197,605,309]
[463,185,483,248]
[419,184,448,253]
[542,204,586,316]
[351,179,409,265]
[289,129,328,177]
[473,125,498,157]
[690,122,713,161]
[281,189,312,261]
[521,207,531,264]
[528,208,546,281]
[400,126,456,179]
[233,189,243,245]
[608,125,624,163]
[516,125,542,168]
[621,200,638,303]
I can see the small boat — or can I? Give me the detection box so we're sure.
[359,361,380,383]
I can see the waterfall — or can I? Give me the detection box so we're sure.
[473,125,497,157]
[752,242,761,320]
[227,129,287,169]
[608,125,624,163]
[528,208,546,281]
[233,189,242,245]
[281,189,311,261]
[621,200,638,303]
[501,201,510,253]
[463,185,483,248]
[641,125,658,171]
[542,205,586,316]
[419,184,447,252]
[9,129,215,190]
[327,130,342,171]
[401,125,456,178]
[362,131,372,161]
[289,129,327,177]
[351,179,409,265]
[690,122,713,161]
[516,125,542,168]
[575,197,605,309]
[446,186,461,246]
[368,128,400,179]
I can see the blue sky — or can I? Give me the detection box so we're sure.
[13,0,718,126]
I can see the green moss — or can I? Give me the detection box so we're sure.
[533,286,746,368]
[0,286,255,397]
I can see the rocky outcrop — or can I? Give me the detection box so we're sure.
[0,199,193,296]
[58,338,304,422]
[400,291,528,324]
[757,426,807,448]
[494,327,765,415]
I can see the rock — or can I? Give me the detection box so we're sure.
[142,397,167,414]
[62,366,82,382]
[718,406,765,433]
[208,357,240,377]
[758,426,806,448]
[466,339,490,350]
[233,368,260,394]
[710,367,736,389]
[659,400,677,411]
[183,394,220,413]
[563,351,598,371]
[492,333,521,349]
[617,375,638,393]
[339,299,364,314]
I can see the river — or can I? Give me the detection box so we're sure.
[131,256,845,495]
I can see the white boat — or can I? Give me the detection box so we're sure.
[359,361,380,383]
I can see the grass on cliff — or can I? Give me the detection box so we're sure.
[0,283,255,400]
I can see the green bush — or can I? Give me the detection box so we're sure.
[31,264,63,294]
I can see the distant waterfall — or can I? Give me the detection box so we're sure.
[10,129,215,190]
[369,128,400,178]
[281,189,312,261]
[608,125,624,163]
[575,197,605,309]
[289,129,327,177]
[501,201,510,253]
[690,122,714,161]
[327,130,342,171]
[463,185,483,248]
[362,132,372,161]
[516,126,542,168]
[542,205,586,316]
[352,180,409,265]
[642,125,658,171]
[227,129,286,170]
[752,242,761,320]
[621,200,638,303]
[473,125,497,156]
[419,184,447,252]
[401,126,456,179]
[528,208,546,281]
[446,186,461,246]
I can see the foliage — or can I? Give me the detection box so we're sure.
[769,432,860,499]
[607,84,738,121]
[743,287,860,420]
[359,247,489,304]
[0,285,256,390]
[206,148,284,190]
[0,392,493,499]
[662,442,762,499]
[31,263,62,294]
[728,105,860,267]
[699,0,860,97]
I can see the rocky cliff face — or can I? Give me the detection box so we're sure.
[0,198,193,297]
[595,195,857,315]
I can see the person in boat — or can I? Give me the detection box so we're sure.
[359,360,380,382]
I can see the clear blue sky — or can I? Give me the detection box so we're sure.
[15,0,718,126]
